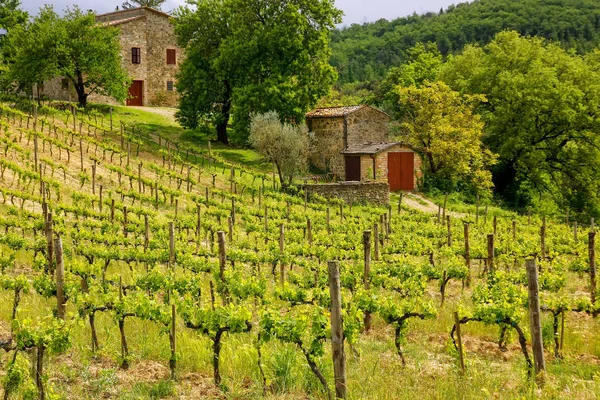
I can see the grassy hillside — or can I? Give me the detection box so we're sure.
[0,100,599,399]
[331,0,600,84]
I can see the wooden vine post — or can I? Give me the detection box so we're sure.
[144,215,149,250]
[326,207,331,232]
[169,222,175,266]
[109,106,113,131]
[447,215,452,246]
[363,230,372,332]
[464,223,471,287]
[34,133,39,173]
[328,261,347,399]
[540,216,547,260]
[487,234,495,275]
[138,162,142,193]
[307,218,313,246]
[196,204,201,235]
[79,138,84,171]
[374,222,380,261]
[279,224,285,286]
[590,231,596,307]
[169,304,176,380]
[453,311,465,374]
[398,192,403,213]
[217,231,228,305]
[123,206,128,238]
[45,212,54,274]
[526,259,546,379]
[54,236,66,320]
[260,206,267,234]
[91,161,96,194]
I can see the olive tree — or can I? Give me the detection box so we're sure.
[249,111,309,190]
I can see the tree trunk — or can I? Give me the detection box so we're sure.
[75,72,88,108]
[216,81,231,144]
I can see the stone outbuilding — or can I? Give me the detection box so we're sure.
[306,105,422,191]
[40,7,183,107]
[342,142,421,191]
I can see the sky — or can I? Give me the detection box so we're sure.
[21,0,461,25]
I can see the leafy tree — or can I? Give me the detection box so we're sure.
[248,111,309,189]
[380,42,443,119]
[6,6,129,107]
[121,0,166,10]
[175,0,342,144]
[392,81,496,194]
[441,31,600,215]
[0,0,27,31]
[331,0,600,86]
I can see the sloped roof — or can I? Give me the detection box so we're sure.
[306,105,363,118]
[99,15,145,26]
[96,6,172,21]
[341,142,405,155]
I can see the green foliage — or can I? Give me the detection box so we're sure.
[175,0,342,144]
[331,0,600,85]
[392,81,497,193]
[442,31,600,215]
[5,6,130,107]
[122,0,166,10]
[249,111,309,189]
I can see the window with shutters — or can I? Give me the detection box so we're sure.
[166,81,174,91]
[166,49,176,65]
[132,47,141,64]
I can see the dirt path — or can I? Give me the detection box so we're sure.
[128,106,177,123]
[403,193,467,218]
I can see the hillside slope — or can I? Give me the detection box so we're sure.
[331,0,600,84]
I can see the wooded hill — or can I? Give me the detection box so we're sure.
[331,0,600,84]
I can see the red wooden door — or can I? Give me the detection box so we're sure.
[345,156,361,181]
[126,80,143,106]
[388,152,414,191]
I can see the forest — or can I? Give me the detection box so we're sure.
[330,0,600,85]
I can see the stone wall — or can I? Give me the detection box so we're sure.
[355,145,423,188]
[302,182,390,206]
[308,106,391,179]
[346,106,389,148]
[308,117,345,176]
[39,8,183,108]
[144,11,181,107]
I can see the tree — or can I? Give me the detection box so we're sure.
[393,81,496,194]
[249,111,309,189]
[380,42,443,119]
[0,0,27,32]
[121,0,166,10]
[441,31,600,215]
[175,0,342,144]
[6,6,129,108]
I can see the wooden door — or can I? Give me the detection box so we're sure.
[344,156,361,181]
[126,80,143,106]
[388,152,414,191]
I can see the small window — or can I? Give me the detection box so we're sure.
[132,47,141,64]
[166,49,176,65]
[61,78,69,90]
[166,81,174,91]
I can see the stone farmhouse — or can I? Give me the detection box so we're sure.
[41,7,183,107]
[306,105,422,191]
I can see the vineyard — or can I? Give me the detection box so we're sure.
[0,100,599,399]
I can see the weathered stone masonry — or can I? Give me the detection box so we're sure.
[301,182,390,206]
[41,7,183,107]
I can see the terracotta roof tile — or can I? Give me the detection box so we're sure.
[99,15,145,26]
[305,105,364,118]
[341,142,403,155]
